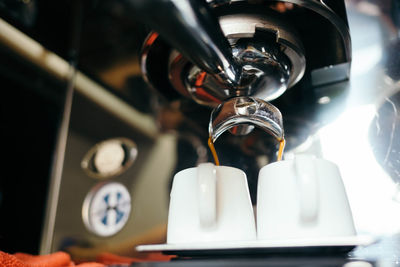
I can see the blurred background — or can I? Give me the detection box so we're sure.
[0,0,400,262]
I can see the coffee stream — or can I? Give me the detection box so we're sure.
[208,136,286,166]
[277,138,286,161]
[208,137,220,166]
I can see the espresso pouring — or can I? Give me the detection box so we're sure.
[208,136,286,166]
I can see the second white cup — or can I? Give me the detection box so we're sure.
[257,155,356,240]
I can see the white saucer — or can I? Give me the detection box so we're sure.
[136,236,375,256]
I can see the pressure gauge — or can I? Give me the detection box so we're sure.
[82,182,131,237]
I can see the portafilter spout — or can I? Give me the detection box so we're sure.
[125,0,240,86]
[209,97,284,143]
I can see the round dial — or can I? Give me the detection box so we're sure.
[81,138,138,179]
[82,182,131,237]
[94,141,125,175]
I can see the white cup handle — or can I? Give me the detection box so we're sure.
[294,155,319,224]
[197,163,217,228]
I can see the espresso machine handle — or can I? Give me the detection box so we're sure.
[126,0,240,85]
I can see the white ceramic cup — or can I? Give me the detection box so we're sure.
[167,163,256,244]
[257,155,356,240]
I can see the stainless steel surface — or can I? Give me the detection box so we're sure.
[141,0,352,108]
[39,50,75,255]
[138,0,400,240]
[126,0,240,86]
[208,0,352,62]
[0,18,158,138]
[45,93,173,255]
[219,13,306,91]
[81,138,138,179]
[168,12,306,106]
[209,97,284,142]
[288,0,400,238]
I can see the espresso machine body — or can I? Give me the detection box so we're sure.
[130,0,353,157]
[140,0,352,104]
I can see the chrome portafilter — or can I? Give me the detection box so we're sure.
[209,96,284,143]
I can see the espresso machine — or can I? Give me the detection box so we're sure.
[3,0,400,264]
[123,0,353,201]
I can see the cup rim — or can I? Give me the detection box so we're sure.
[174,164,247,178]
[259,156,338,174]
